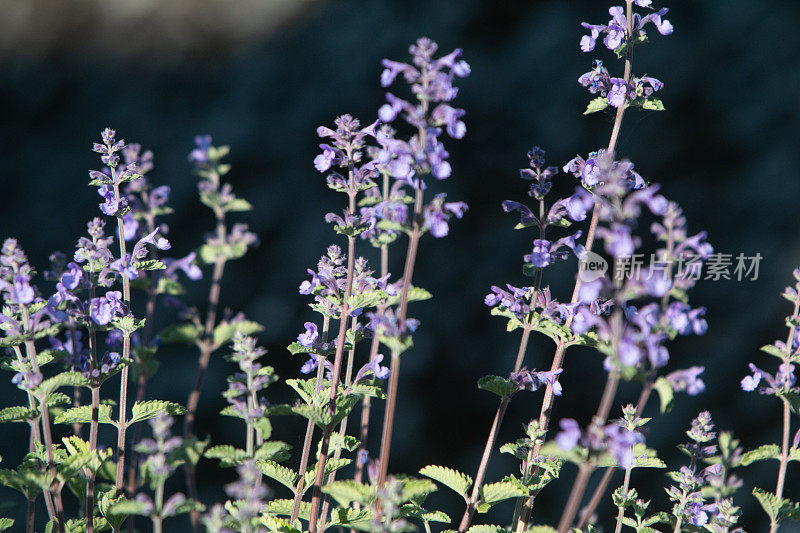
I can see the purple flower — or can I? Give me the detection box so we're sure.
[666,302,708,335]
[12,275,34,304]
[297,322,319,347]
[98,184,120,216]
[423,194,468,238]
[666,367,706,396]
[556,419,582,451]
[354,354,391,382]
[608,78,629,108]
[741,363,795,393]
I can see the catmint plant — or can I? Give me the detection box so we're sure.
[0,5,795,533]
[738,267,800,532]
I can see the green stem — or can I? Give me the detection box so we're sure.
[614,468,632,533]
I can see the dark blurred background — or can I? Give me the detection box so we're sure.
[1,0,799,530]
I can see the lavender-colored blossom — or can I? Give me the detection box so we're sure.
[297,322,319,347]
[354,354,391,383]
[666,366,706,396]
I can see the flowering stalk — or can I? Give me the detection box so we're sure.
[21,305,66,533]
[308,190,358,533]
[290,317,330,523]
[513,0,674,527]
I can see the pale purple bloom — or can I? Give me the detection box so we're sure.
[98,184,120,216]
[354,354,391,382]
[555,418,582,451]
[297,322,319,347]
[666,366,706,396]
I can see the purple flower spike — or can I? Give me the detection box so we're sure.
[297,322,319,347]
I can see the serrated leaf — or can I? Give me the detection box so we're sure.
[323,480,373,507]
[421,511,450,523]
[761,344,787,360]
[205,445,248,467]
[466,525,504,533]
[256,441,292,463]
[399,477,437,502]
[0,518,13,531]
[741,444,781,466]
[128,400,186,426]
[385,286,432,307]
[257,460,298,492]
[36,372,89,397]
[0,406,33,423]
[55,405,114,426]
[584,96,609,114]
[419,465,472,500]
[479,481,527,510]
[477,375,516,398]
[753,487,781,521]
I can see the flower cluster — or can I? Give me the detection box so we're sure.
[223,333,275,424]
[579,4,673,54]
[555,414,644,468]
[665,412,742,530]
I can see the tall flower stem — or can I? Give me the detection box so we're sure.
[21,306,65,533]
[111,178,133,493]
[377,186,424,487]
[317,316,359,530]
[290,316,331,524]
[12,344,55,521]
[555,371,620,533]
[461,194,549,532]
[576,378,653,529]
[86,268,100,533]
[613,467,632,533]
[355,171,391,487]
[771,297,798,533]
[308,178,359,532]
[127,212,161,504]
[513,3,635,529]
[184,205,227,532]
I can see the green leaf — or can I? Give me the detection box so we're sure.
[527,527,558,533]
[761,344,787,360]
[205,445,248,467]
[386,286,433,307]
[653,376,674,414]
[584,96,609,114]
[36,372,89,397]
[128,400,186,426]
[158,323,202,344]
[225,198,253,212]
[0,406,33,423]
[55,405,114,426]
[778,389,800,416]
[108,499,149,516]
[323,480,373,507]
[477,376,517,398]
[753,487,782,521]
[466,525,504,533]
[741,444,781,466]
[349,290,388,311]
[478,481,527,511]
[257,460,298,492]
[0,518,13,531]
[419,465,472,500]
[256,441,292,463]
[641,98,665,111]
[133,259,166,271]
[399,477,437,502]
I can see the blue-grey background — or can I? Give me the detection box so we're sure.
[0,0,799,530]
